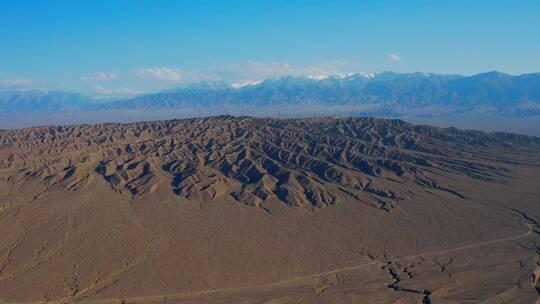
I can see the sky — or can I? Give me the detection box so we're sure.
[0,0,539,97]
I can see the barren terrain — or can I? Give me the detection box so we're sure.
[0,116,539,303]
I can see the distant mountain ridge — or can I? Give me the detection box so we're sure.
[0,90,97,113]
[1,71,540,117]
[104,71,540,117]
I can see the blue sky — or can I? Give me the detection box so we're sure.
[0,0,539,97]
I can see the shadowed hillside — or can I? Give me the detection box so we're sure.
[0,116,539,303]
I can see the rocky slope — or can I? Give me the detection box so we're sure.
[0,116,539,303]
[2,116,537,210]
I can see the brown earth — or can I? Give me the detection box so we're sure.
[0,116,539,303]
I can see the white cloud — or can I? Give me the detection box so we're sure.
[93,85,113,95]
[0,78,33,89]
[129,62,355,87]
[93,85,142,97]
[78,61,365,95]
[81,72,119,82]
[134,67,182,82]
[386,54,402,62]
[202,60,358,84]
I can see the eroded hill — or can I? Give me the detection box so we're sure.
[1,116,537,210]
[0,116,539,303]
